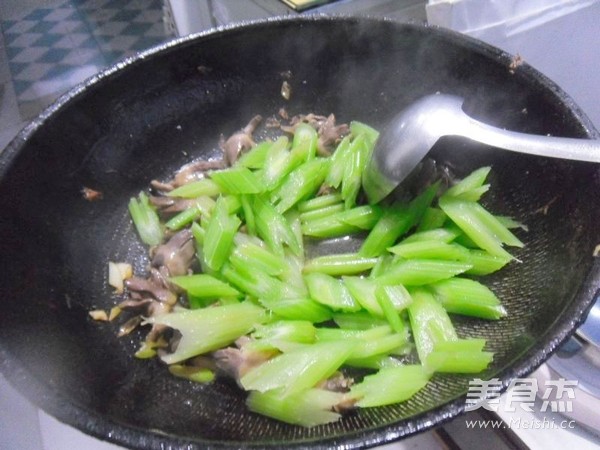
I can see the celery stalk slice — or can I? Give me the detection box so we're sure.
[376,259,472,285]
[465,250,511,275]
[332,311,388,330]
[303,253,378,276]
[229,241,285,276]
[416,207,447,231]
[236,140,272,169]
[148,302,267,364]
[259,297,333,323]
[304,272,360,311]
[240,341,355,396]
[301,205,381,238]
[209,166,265,194]
[325,135,352,188]
[128,192,163,246]
[258,136,292,190]
[387,241,470,261]
[350,120,380,145]
[376,286,408,334]
[407,288,458,363]
[246,388,344,427]
[297,193,343,212]
[431,277,506,319]
[167,178,222,198]
[401,227,461,244]
[299,203,345,222]
[169,273,240,298]
[341,134,368,209]
[253,195,301,256]
[273,158,330,213]
[202,197,241,271]
[349,365,429,407]
[291,123,318,161]
[425,350,493,373]
[343,276,383,316]
[444,166,491,199]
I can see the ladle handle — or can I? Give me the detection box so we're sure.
[463,118,600,163]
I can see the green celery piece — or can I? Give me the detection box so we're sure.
[253,195,301,256]
[343,276,383,316]
[376,285,412,311]
[325,135,352,188]
[239,194,256,235]
[341,134,368,209]
[431,277,506,319]
[169,273,240,298]
[452,184,491,202]
[376,259,472,285]
[426,350,493,373]
[297,193,343,212]
[222,262,283,300]
[350,120,380,146]
[273,158,331,213]
[387,241,470,261]
[209,166,265,194]
[168,365,215,383]
[496,215,528,231]
[291,123,318,161]
[304,253,378,276]
[349,365,429,407]
[191,221,205,245]
[128,192,163,246]
[301,205,381,238]
[416,207,447,231]
[202,197,241,271]
[316,325,406,360]
[246,388,344,427]
[229,241,285,276]
[278,250,308,296]
[240,340,355,396]
[345,355,405,370]
[222,194,242,214]
[468,201,524,247]
[439,196,514,259]
[299,203,345,222]
[304,272,360,311]
[259,297,333,323]
[259,136,292,190]
[444,167,491,199]
[252,320,316,344]
[236,140,272,169]
[369,254,395,279]
[167,178,222,198]
[376,286,408,334]
[465,250,511,275]
[148,302,267,364]
[165,196,215,230]
[360,183,438,257]
[401,228,460,244]
[285,210,305,258]
[332,311,388,330]
[408,288,458,365]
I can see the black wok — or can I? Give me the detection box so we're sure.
[1,16,599,449]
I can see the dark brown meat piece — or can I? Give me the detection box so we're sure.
[213,342,274,380]
[150,228,195,277]
[125,277,177,305]
[220,115,263,165]
[317,114,349,155]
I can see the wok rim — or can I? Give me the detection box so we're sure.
[1,14,599,450]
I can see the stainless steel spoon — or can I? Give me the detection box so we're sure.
[363,93,600,203]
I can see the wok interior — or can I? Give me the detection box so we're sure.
[1,18,599,447]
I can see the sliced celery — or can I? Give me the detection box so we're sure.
[407,288,458,363]
[299,203,345,222]
[387,241,470,261]
[301,205,381,238]
[416,207,447,231]
[165,196,214,230]
[167,178,222,198]
[341,134,369,209]
[169,365,215,383]
[246,388,343,427]
[344,354,405,370]
[259,297,333,323]
[332,311,388,330]
[369,254,394,279]
[359,205,412,257]
[240,340,355,396]
[202,197,241,271]
[343,276,382,316]
[297,193,343,212]
[304,272,360,311]
[209,166,265,194]
[148,302,267,364]
[221,262,284,300]
[258,136,291,190]
[128,192,163,246]
[376,286,408,334]
[239,194,256,235]
[401,227,460,244]
[316,325,406,360]
[376,259,472,286]
[273,158,330,213]
[439,196,514,259]
[236,140,272,169]
[169,273,240,298]
[350,120,380,146]
[425,350,493,373]
[465,250,511,275]
[376,284,413,311]
[303,253,378,276]
[431,277,506,319]
[291,123,318,161]
[229,241,285,276]
[349,365,429,407]
[444,166,491,199]
[325,135,352,188]
[253,195,301,256]
[249,320,316,351]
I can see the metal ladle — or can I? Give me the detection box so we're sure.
[363,93,600,203]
